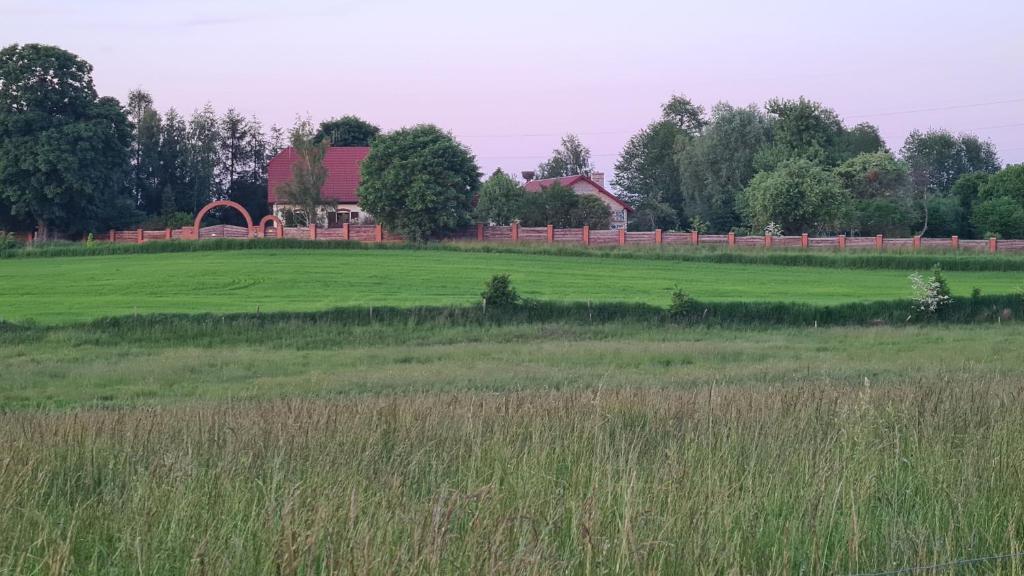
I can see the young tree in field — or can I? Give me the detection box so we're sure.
[536,134,593,178]
[275,119,330,228]
[0,43,135,238]
[315,116,380,147]
[474,169,525,225]
[358,125,480,241]
[740,158,851,234]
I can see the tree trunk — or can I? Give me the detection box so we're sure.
[917,190,929,237]
[36,219,48,243]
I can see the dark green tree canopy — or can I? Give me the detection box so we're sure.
[761,97,845,167]
[518,183,611,229]
[740,158,850,234]
[0,44,134,237]
[834,152,909,200]
[358,124,480,241]
[536,134,593,179]
[474,169,524,225]
[315,116,380,147]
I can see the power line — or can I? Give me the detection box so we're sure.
[845,97,1024,120]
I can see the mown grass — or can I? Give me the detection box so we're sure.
[6,237,1024,271]
[1,247,1022,323]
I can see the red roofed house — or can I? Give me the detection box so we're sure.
[523,171,632,230]
[267,146,370,227]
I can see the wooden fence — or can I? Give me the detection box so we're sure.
[9,223,1024,253]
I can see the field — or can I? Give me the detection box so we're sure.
[1,246,1023,323]
[3,245,1024,574]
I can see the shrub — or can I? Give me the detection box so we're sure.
[668,288,694,319]
[0,232,20,250]
[481,274,520,308]
[909,265,953,316]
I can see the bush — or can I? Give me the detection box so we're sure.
[0,232,20,250]
[481,274,520,308]
[909,265,953,316]
[668,288,694,319]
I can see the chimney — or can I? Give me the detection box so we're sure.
[591,170,605,188]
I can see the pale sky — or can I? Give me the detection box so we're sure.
[2,0,1023,184]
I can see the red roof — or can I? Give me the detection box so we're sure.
[267,146,370,204]
[523,175,633,212]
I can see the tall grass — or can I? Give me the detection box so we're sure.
[6,238,1024,271]
[3,385,1024,574]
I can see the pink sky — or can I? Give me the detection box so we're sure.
[3,0,1023,183]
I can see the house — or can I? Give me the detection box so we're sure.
[267,146,370,227]
[522,171,632,230]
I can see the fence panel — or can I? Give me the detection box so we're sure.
[483,226,512,241]
[626,231,656,245]
[662,232,693,246]
[588,229,619,246]
[553,228,583,243]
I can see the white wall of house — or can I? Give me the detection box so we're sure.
[272,203,369,227]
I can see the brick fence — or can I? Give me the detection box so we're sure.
[11,223,1024,253]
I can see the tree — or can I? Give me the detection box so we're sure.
[315,116,380,147]
[159,108,189,214]
[519,183,578,227]
[676,103,771,232]
[758,97,845,169]
[186,104,220,212]
[0,44,134,238]
[127,89,162,214]
[218,108,249,196]
[613,119,686,216]
[661,94,707,135]
[357,124,480,241]
[739,158,851,234]
[274,119,329,227]
[568,194,612,229]
[837,122,887,160]
[950,172,991,237]
[969,164,1024,238]
[901,130,999,236]
[627,200,678,231]
[474,169,524,225]
[536,134,592,178]
[835,152,914,236]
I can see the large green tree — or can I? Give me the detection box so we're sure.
[518,183,611,229]
[676,103,771,232]
[185,104,220,213]
[127,89,163,214]
[970,164,1024,238]
[358,125,480,241]
[536,134,593,179]
[834,152,914,236]
[740,158,851,234]
[0,44,135,238]
[757,97,845,170]
[474,169,524,225]
[315,116,380,147]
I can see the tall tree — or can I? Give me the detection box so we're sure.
[758,97,845,170]
[126,89,161,212]
[358,125,480,241]
[274,119,329,227]
[661,94,707,135]
[218,108,250,197]
[739,158,851,234]
[314,116,380,147]
[185,103,220,212]
[536,134,593,179]
[159,108,188,214]
[0,44,134,238]
[676,103,771,232]
[837,122,887,160]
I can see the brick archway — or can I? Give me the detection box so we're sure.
[258,214,284,238]
[193,200,254,239]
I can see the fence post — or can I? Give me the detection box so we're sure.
[342,222,350,241]
[690,230,699,246]
[137,228,144,244]
[165,228,172,240]
[801,233,809,249]
[764,234,773,248]
[875,234,883,250]
[375,224,383,243]
[476,223,484,241]
[951,235,959,250]
[727,232,735,248]
[309,224,317,240]
[546,224,554,243]
[913,235,921,250]
[511,223,519,242]
[655,229,663,245]
[838,235,846,250]
[618,229,626,246]
[989,237,998,253]
[27,231,34,245]
[582,225,590,246]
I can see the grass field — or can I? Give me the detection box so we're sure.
[1,248,1022,323]
[4,246,1024,573]
[3,322,1024,574]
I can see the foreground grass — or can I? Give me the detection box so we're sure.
[4,385,1024,574]
[1,248,1022,323]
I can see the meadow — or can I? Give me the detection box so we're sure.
[1,245,1023,323]
[3,245,1024,574]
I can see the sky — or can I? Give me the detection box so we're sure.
[2,0,1023,186]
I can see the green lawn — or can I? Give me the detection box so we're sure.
[2,248,1021,323]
